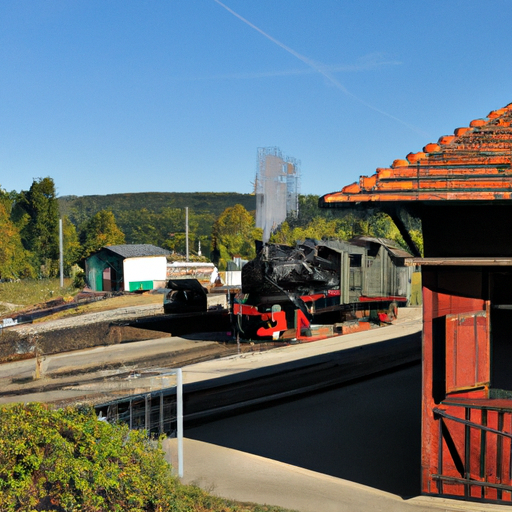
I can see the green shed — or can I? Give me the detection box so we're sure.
[85,245,170,292]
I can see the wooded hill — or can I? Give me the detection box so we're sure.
[57,191,420,264]
[58,192,256,227]
[0,177,419,280]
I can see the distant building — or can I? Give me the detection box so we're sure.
[255,147,300,242]
[166,261,216,285]
[85,244,170,292]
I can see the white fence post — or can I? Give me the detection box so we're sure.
[177,368,183,478]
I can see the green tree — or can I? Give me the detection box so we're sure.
[117,208,160,245]
[408,228,424,255]
[0,200,34,279]
[213,204,262,262]
[283,194,339,229]
[79,210,125,260]
[269,218,340,245]
[0,403,292,512]
[272,197,421,254]
[158,208,198,255]
[62,216,82,274]
[16,177,60,276]
[268,221,292,245]
[115,207,206,256]
[298,217,344,242]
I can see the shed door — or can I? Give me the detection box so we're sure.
[102,268,112,292]
[445,310,490,394]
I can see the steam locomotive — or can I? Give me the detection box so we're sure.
[233,236,413,341]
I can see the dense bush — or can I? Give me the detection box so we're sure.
[0,404,293,512]
[0,403,179,511]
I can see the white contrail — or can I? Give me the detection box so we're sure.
[175,56,402,81]
[213,0,427,136]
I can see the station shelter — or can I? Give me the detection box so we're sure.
[320,103,512,504]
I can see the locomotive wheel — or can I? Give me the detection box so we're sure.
[388,302,398,320]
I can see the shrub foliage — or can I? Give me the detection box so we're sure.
[0,403,178,511]
[0,404,294,512]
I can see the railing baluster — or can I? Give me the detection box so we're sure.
[465,407,471,498]
[434,406,512,499]
[480,409,487,499]
[438,416,444,495]
[498,412,504,500]
[95,370,184,477]
[145,393,150,432]
[159,392,164,434]
[509,412,512,482]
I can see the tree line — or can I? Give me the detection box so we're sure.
[0,178,262,279]
[0,178,123,280]
[268,195,423,252]
[0,177,421,280]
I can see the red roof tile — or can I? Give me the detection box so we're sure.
[320,103,512,207]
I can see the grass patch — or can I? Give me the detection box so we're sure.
[173,482,297,512]
[0,278,78,315]
[0,278,165,320]
[0,279,163,318]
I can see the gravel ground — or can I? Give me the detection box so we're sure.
[14,303,165,334]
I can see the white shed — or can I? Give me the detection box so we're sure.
[85,244,170,292]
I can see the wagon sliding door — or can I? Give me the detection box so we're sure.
[445,309,490,394]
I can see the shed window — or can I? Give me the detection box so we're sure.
[349,254,362,267]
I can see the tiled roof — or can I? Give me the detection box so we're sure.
[103,244,170,258]
[320,103,512,207]
[349,235,412,259]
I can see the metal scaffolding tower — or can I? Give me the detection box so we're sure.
[256,147,300,242]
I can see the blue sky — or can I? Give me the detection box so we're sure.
[1,1,511,199]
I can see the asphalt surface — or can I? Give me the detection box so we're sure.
[164,438,507,512]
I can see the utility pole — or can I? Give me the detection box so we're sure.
[59,218,64,288]
[185,207,189,262]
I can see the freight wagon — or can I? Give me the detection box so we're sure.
[233,236,413,341]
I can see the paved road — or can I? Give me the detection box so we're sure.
[0,336,219,404]
[164,438,506,512]
[181,306,421,385]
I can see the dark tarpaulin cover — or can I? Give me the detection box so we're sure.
[164,279,208,313]
[242,239,345,295]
